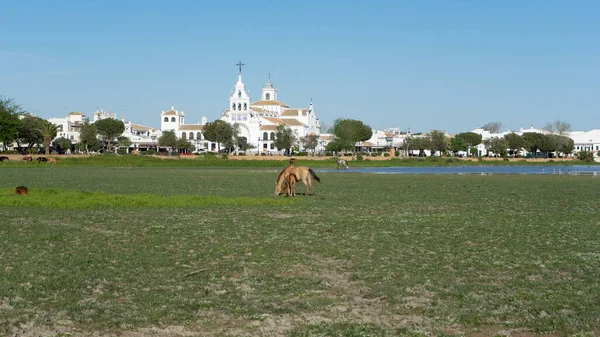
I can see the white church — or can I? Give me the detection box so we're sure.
[160,63,321,153]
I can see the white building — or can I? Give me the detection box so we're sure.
[160,107,211,152]
[569,130,600,156]
[48,111,86,144]
[94,109,162,151]
[219,66,320,153]
[470,125,600,157]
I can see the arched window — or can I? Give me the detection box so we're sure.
[189,132,194,140]
[164,117,168,122]
[197,132,202,140]
[238,103,241,111]
[265,93,270,100]
[171,117,176,122]
[270,132,275,140]
[263,132,268,141]
[238,91,241,98]
[243,103,247,110]
[181,132,186,140]
[232,103,236,111]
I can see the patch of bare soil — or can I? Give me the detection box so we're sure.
[266,212,293,219]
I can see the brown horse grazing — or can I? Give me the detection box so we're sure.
[0,156,9,162]
[285,172,298,197]
[37,157,48,163]
[15,186,29,195]
[23,155,32,162]
[274,165,321,196]
[47,158,59,164]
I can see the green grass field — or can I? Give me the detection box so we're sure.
[1,163,599,336]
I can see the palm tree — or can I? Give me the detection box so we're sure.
[37,120,59,155]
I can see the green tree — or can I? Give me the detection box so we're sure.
[16,115,44,151]
[300,133,319,154]
[481,121,502,134]
[37,120,59,155]
[325,139,345,153]
[429,130,449,156]
[406,136,431,157]
[457,132,483,146]
[175,138,195,153]
[78,119,99,153]
[331,118,372,155]
[117,136,132,154]
[202,120,233,152]
[452,132,482,157]
[504,132,525,156]
[158,130,177,150]
[522,132,544,156]
[554,135,574,156]
[450,136,466,154]
[537,134,557,157]
[54,137,72,154]
[94,118,125,152]
[484,137,509,157]
[274,125,296,155]
[0,96,24,151]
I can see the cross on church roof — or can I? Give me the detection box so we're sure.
[236,60,245,75]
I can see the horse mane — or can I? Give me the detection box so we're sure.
[276,165,294,185]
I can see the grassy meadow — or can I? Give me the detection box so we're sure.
[1,160,599,336]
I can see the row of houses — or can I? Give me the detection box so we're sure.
[4,65,599,157]
[5,106,600,158]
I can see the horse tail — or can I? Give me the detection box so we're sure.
[309,168,321,183]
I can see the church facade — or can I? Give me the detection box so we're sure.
[219,65,320,153]
[158,65,320,153]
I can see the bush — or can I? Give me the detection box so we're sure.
[356,154,363,161]
[296,151,307,156]
[325,151,332,156]
[578,151,594,162]
[199,152,218,160]
[395,150,400,157]
[384,152,390,157]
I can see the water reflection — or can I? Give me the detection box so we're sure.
[318,165,600,175]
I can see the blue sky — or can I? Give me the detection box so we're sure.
[1,0,598,133]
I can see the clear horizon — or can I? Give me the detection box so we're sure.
[1,0,598,134]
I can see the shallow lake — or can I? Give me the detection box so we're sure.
[318,165,600,175]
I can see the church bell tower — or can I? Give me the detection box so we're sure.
[261,73,277,101]
[229,61,251,113]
